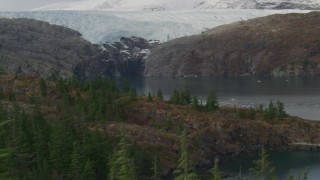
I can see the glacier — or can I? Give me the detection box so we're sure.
[33,0,320,11]
[0,9,312,43]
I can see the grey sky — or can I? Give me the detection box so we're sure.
[0,0,78,11]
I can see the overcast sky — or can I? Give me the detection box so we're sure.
[0,0,78,11]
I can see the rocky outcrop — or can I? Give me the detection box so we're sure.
[0,18,107,79]
[0,18,159,81]
[104,37,160,76]
[74,36,160,80]
[145,12,320,77]
[121,100,320,176]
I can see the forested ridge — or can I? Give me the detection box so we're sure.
[0,74,319,179]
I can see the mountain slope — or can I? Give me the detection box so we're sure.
[0,18,104,79]
[34,0,320,11]
[145,12,320,77]
[0,18,154,80]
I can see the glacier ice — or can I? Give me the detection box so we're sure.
[33,0,320,11]
[0,9,312,44]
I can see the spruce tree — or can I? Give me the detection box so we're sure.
[39,78,47,97]
[8,89,15,101]
[82,159,96,180]
[0,87,3,100]
[286,170,294,180]
[265,100,277,120]
[69,141,82,180]
[276,101,287,118]
[108,134,136,180]
[12,111,36,176]
[206,90,219,112]
[192,96,200,111]
[212,159,221,180]
[32,105,50,173]
[170,90,181,105]
[152,156,159,180]
[157,88,163,100]
[173,129,198,180]
[129,87,137,101]
[181,86,191,105]
[122,79,130,93]
[147,92,153,102]
[250,146,275,180]
[49,125,73,176]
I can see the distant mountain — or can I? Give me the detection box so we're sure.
[145,12,320,77]
[0,18,156,80]
[33,0,320,11]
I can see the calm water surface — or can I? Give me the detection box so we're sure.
[125,76,320,120]
[221,151,320,180]
[123,76,320,179]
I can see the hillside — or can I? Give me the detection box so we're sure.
[0,74,320,179]
[0,18,108,79]
[145,12,320,77]
[0,18,154,80]
[34,0,320,11]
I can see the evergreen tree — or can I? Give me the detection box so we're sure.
[276,101,287,118]
[129,87,137,101]
[302,168,309,180]
[56,78,68,94]
[147,92,153,102]
[28,92,36,104]
[49,125,73,177]
[250,146,275,180]
[286,170,294,180]
[170,90,181,105]
[174,129,198,180]
[206,90,219,112]
[286,168,309,180]
[39,78,47,97]
[32,105,51,174]
[157,88,163,100]
[108,134,137,180]
[0,87,3,100]
[11,110,36,176]
[264,100,277,120]
[181,86,191,105]
[0,103,6,122]
[212,159,221,180]
[152,156,159,180]
[8,89,15,101]
[82,159,95,180]
[122,79,131,93]
[69,141,82,180]
[192,96,200,111]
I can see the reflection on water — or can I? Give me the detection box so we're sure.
[122,76,320,120]
[221,151,320,179]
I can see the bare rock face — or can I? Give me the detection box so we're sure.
[102,37,160,77]
[145,12,320,77]
[0,18,159,81]
[0,18,107,79]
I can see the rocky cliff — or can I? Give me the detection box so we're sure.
[0,18,106,79]
[0,18,157,81]
[74,36,159,80]
[145,12,320,77]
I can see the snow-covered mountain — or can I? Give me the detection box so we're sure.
[33,0,320,11]
[0,9,311,43]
